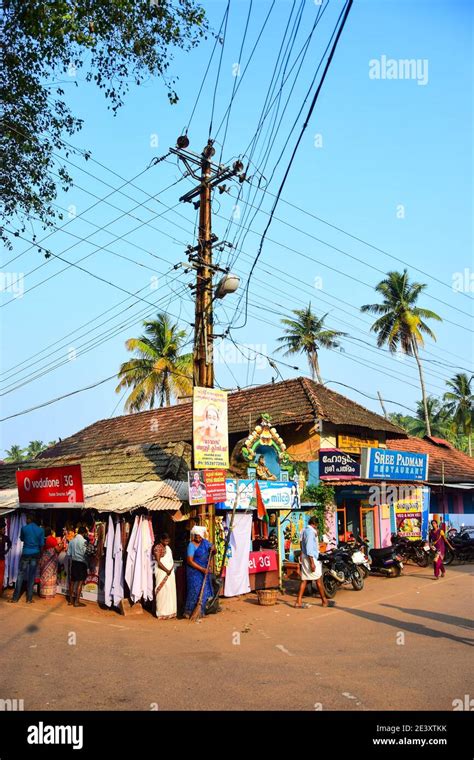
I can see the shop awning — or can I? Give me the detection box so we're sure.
[427,482,474,490]
[0,480,189,514]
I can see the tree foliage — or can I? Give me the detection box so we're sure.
[116,312,193,411]
[1,0,207,246]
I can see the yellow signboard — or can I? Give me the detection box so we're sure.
[338,434,378,454]
[193,387,229,469]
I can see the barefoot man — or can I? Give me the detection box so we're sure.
[295,516,330,608]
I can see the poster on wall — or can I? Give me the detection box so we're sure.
[188,470,227,506]
[394,488,426,539]
[193,386,229,469]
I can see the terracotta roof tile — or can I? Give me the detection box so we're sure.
[36,377,405,461]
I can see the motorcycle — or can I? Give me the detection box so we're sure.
[354,535,404,578]
[319,543,365,598]
[338,537,372,578]
[443,528,474,565]
[391,533,430,568]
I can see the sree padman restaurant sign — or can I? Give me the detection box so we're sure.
[16,465,84,507]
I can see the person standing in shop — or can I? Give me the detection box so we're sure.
[153,533,177,620]
[9,513,45,604]
[0,522,12,597]
[295,516,331,609]
[67,527,89,607]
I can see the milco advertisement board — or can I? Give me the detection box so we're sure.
[360,448,428,482]
[193,387,229,469]
[217,479,300,511]
[16,465,84,508]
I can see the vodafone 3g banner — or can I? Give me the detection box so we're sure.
[16,465,84,508]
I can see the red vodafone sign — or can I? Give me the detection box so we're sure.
[16,465,84,507]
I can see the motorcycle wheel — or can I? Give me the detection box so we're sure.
[359,565,370,578]
[443,547,454,566]
[351,567,364,590]
[415,551,429,568]
[390,565,402,578]
[322,572,338,599]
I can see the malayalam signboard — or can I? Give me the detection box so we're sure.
[338,434,378,454]
[188,469,227,506]
[360,447,428,482]
[16,465,84,508]
[193,386,229,469]
[319,449,360,479]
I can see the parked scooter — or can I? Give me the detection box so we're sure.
[338,537,372,578]
[354,535,404,578]
[319,542,365,598]
[391,533,430,568]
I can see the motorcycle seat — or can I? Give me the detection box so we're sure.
[369,546,395,559]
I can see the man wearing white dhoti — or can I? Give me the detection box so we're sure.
[153,533,177,620]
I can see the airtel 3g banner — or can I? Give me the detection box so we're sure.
[16,465,84,508]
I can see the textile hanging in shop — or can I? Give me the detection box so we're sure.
[112,518,124,607]
[223,513,252,597]
[4,513,26,586]
[125,515,154,604]
[104,515,114,608]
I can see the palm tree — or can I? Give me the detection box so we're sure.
[443,373,473,457]
[26,440,46,459]
[361,270,442,436]
[115,313,193,412]
[4,444,25,463]
[410,397,451,438]
[276,304,346,384]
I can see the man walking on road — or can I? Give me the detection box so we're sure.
[295,516,331,609]
[9,513,45,603]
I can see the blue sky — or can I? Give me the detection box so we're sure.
[1,0,472,455]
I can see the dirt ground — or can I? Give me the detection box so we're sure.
[0,563,472,711]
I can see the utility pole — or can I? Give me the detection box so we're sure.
[170,136,244,389]
[377,390,388,419]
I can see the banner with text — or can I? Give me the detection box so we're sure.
[188,469,227,506]
[16,465,84,508]
[193,386,229,469]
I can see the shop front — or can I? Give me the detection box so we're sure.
[320,446,431,548]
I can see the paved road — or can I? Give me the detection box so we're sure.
[0,563,472,711]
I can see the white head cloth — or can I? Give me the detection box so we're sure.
[191,525,207,538]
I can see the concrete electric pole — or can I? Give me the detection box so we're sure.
[170,136,244,388]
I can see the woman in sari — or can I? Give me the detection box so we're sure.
[184,526,216,618]
[38,528,64,598]
[153,533,177,620]
[429,519,454,579]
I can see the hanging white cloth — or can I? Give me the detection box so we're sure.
[5,512,26,586]
[224,513,252,597]
[124,515,139,595]
[103,515,114,607]
[111,518,124,607]
[142,516,154,602]
[154,545,177,619]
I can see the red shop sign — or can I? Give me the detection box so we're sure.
[16,465,84,507]
[248,550,278,574]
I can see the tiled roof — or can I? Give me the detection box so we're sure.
[0,442,191,491]
[387,437,474,484]
[36,377,405,460]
